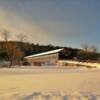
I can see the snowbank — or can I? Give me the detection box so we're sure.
[58,60,100,68]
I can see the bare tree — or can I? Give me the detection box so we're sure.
[0,30,10,42]
[17,33,26,43]
[17,33,27,50]
[0,29,24,67]
[81,43,89,51]
[0,30,11,62]
[90,45,98,53]
[17,33,27,61]
[80,43,98,61]
[7,44,24,67]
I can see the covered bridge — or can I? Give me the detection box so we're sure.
[24,48,64,66]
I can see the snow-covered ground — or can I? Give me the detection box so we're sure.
[0,68,100,100]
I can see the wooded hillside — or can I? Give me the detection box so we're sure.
[0,41,99,67]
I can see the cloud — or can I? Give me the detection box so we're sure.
[0,9,51,43]
[0,8,95,47]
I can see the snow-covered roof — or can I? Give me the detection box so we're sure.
[24,48,63,58]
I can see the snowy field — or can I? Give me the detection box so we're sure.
[0,67,100,100]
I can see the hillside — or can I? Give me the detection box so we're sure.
[0,41,79,60]
[0,41,99,64]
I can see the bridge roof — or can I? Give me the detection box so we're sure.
[24,48,63,58]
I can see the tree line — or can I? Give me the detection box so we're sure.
[0,29,100,67]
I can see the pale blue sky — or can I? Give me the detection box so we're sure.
[0,0,100,50]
